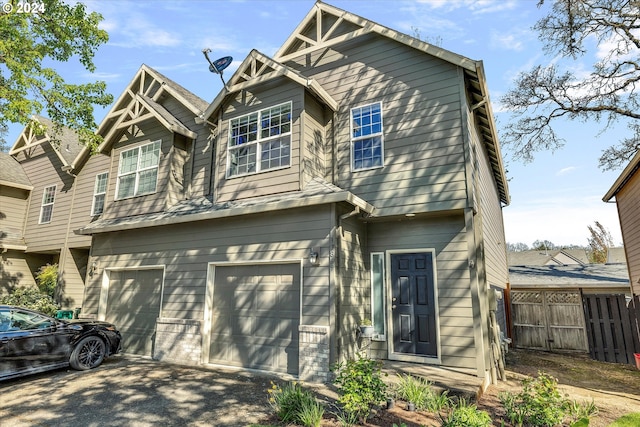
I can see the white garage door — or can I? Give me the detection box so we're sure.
[209,263,300,375]
[105,269,162,356]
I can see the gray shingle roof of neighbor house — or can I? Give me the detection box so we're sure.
[508,249,589,266]
[509,263,630,290]
[76,178,374,235]
[0,152,32,190]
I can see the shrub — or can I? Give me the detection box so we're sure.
[267,381,324,426]
[440,398,492,427]
[500,371,598,427]
[35,263,58,298]
[0,286,59,316]
[332,354,387,421]
[393,374,450,412]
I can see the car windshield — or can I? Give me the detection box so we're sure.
[0,310,54,332]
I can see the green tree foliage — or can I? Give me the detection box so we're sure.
[587,220,613,263]
[501,0,640,170]
[0,286,59,316]
[35,263,58,298]
[532,239,557,251]
[0,0,113,151]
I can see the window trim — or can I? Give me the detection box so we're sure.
[91,172,109,216]
[115,140,161,200]
[38,185,56,224]
[350,101,385,172]
[370,252,386,341]
[226,101,293,178]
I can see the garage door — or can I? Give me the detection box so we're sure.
[209,263,300,375]
[105,269,162,356]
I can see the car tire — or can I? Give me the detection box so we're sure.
[70,336,106,370]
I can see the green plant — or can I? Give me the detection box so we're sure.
[393,374,450,412]
[440,398,492,427]
[0,286,59,316]
[609,412,640,426]
[334,409,359,427]
[360,318,372,326]
[500,371,597,427]
[332,354,387,421]
[35,263,58,298]
[267,381,323,426]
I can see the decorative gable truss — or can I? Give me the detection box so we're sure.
[97,65,199,150]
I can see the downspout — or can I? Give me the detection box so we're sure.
[60,167,78,308]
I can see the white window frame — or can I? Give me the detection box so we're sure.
[350,101,384,171]
[91,172,109,216]
[370,252,387,341]
[115,140,161,200]
[226,101,292,178]
[38,185,56,224]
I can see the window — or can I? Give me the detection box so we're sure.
[91,172,108,215]
[227,102,292,177]
[39,185,56,224]
[371,252,386,339]
[116,140,161,200]
[351,102,384,170]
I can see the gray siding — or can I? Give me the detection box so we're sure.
[103,122,172,220]
[0,185,29,244]
[616,172,640,295]
[467,109,509,289]
[67,152,111,248]
[16,143,75,252]
[286,34,468,215]
[367,214,478,369]
[336,208,368,360]
[301,92,330,188]
[0,250,53,291]
[215,79,303,202]
[84,206,333,325]
[58,247,88,309]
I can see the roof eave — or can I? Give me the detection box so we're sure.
[603,150,640,201]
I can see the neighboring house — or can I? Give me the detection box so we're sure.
[1,2,511,386]
[604,151,640,296]
[508,249,589,266]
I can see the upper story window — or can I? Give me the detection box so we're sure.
[116,140,161,200]
[227,102,292,177]
[351,102,384,171]
[91,172,108,215]
[39,185,56,224]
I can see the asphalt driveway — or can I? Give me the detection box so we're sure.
[0,355,311,427]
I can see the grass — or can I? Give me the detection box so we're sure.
[609,412,640,427]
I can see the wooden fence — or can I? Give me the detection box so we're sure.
[583,294,640,365]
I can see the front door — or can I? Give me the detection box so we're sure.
[391,252,437,357]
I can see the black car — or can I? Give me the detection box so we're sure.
[0,305,121,381]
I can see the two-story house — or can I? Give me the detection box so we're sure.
[72,1,510,387]
[1,1,510,387]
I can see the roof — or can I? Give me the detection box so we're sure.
[0,152,32,190]
[603,149,640,201]
[76,178,374,235]
[509,263,630,290]
[508,249,589,266]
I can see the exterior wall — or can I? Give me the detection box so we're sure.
[336,207,369,361]
[0,185,29,244]
[84,205,334,324]
[15,143,75,252]
[66,152,111,248]
[616,171,640,295]
[0,250,52,291]
[366,213,477,369]
[57,247,88,310]
[102,121,173,220]
[286,34,468,216]
[214,79,303,202]
[301,92,330,188]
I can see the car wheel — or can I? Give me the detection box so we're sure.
[70,336,106,370]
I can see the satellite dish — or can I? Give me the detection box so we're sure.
[202,49,232,87]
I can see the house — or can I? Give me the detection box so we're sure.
[2,1,511,386]
[508,249,589,267]
[604,151,640,296]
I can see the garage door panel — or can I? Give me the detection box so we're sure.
[105,269,162,357]
[210,263,300,375]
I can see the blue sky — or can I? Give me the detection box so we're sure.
[7,0,626,247]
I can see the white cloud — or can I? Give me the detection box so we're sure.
[556,166,577,176]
